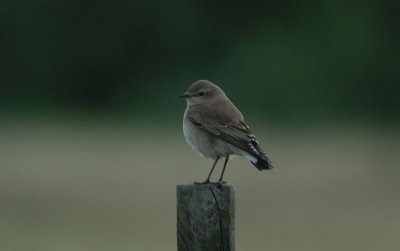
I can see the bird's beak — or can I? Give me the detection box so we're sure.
[178,92,191,98]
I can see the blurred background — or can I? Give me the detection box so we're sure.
[0,0,399,250]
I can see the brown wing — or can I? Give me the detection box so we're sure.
[187,111,272,170]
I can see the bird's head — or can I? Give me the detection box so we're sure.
[179,80,226,106]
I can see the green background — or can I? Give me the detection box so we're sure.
[1,1,399,250]
[1,0,399,123]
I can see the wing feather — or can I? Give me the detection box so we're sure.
[187,111,272,170]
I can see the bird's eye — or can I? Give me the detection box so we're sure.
[198,92,205,96]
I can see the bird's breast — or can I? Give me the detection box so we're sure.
[182,116,238,159]
[183,118,215,158]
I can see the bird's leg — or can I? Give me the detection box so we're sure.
[218,156,229,182]
[196,156,220,184]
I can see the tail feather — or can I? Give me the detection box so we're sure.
[242,151,273,171]
[251,156,273,171]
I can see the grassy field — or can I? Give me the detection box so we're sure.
[0,120,399,251]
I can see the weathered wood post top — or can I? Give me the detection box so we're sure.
[176,182,235,251]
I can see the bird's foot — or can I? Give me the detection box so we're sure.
[194,179,210,185]
[194,180,227,188]
[216,180,227,188]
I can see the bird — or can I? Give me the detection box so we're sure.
[179,80,273,183]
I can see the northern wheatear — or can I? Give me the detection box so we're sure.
[179,80,272,183]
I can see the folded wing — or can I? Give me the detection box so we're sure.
[187,111,273,170]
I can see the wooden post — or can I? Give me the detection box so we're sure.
[176,183,235,251]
